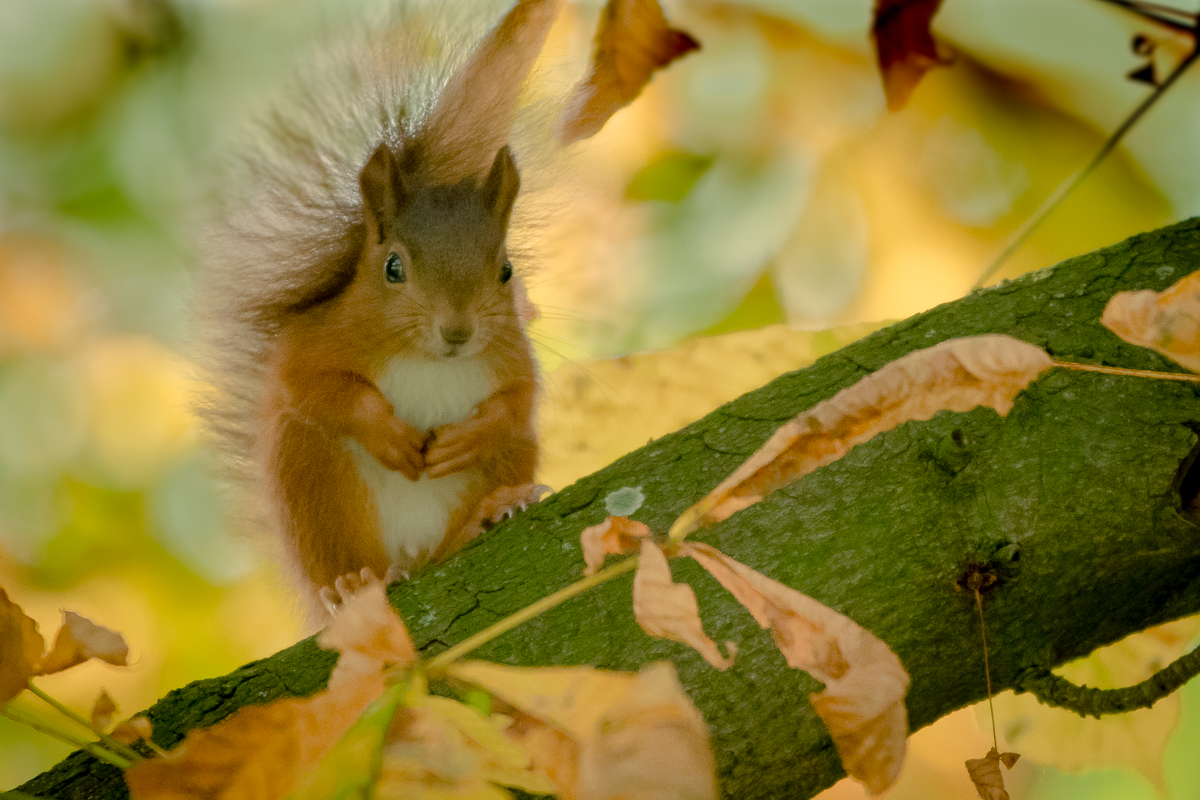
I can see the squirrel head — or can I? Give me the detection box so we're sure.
[354,141,522,360]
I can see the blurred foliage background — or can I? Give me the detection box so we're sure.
[1,0,1199,796]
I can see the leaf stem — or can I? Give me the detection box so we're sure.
[423,557,639,672]
[973,42,1200,289]
[0,706,132,770]
[26,684,142,763]
[1053,360,1200,381]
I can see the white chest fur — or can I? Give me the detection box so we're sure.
[346,356,494,566]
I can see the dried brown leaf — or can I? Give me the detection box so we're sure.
[91,689,118,734]
[632,540,735,670]
[872,0,947,111]
[113,716,154,745]
[449,660,715,800]
[672,335,1052,538]
[127,580,415,800]
[580,515,650,576]
[0,587,44,703]
[682,543,910,795]
[1101,270,1200,372]
[559,0,699,144]
[37,610,128,675]
[965,746,1020,800]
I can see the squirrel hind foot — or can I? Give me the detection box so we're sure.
[319,567,385,616]
[432,483,552,562]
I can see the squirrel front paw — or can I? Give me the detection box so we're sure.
[357,415,426,480]
[425,400,505,478]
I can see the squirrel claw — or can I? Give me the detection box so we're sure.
[384,564,410,584]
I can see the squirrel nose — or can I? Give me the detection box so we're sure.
[440,322,474,346]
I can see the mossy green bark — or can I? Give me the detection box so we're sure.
[22,219,1200,799]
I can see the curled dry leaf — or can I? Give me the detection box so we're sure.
[671,335,1053,538]
[449,660,716,800]
[38,610,129,675]
[872,0,947,111]
[580,515,650,576]
[633,540,735,670]
[681,543,909,795]
[559,0,699,144]
[1101,269,1200,372]
[126,580,416,800]
[965,747,1020,800]
[0,587,44,703]
[91,688,119,734]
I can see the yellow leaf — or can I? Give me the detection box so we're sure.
[0,587,44,703]
[580,515,649,576]
[965,746,1020,800]
[681,543,910,794]
[577,662,717,800]
[671,334,1053,538]
[126,579,417,800]
[38,610,129,675]
[1101,269,1200,372]
[632,540,735,670]
[448,661,716,800]
[558,0,699,144]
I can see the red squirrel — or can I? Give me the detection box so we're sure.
[198,0,560,618]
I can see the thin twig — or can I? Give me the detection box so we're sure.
[423,557,640,672]
[973,43,1200,289]
[27,684,142,762]
[0,706,132,770]
[1053,360,1200,381]
[972,585,998,750]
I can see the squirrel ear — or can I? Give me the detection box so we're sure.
[360,143,405,243]
[483,146,520,226]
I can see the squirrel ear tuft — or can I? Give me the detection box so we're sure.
[483,146,520,226]
[360,143,406,243]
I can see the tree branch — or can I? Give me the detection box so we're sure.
[21,218,1200,799]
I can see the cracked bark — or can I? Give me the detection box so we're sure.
[20,219,1200,799]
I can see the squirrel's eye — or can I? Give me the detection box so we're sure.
[500,259,513,284]
[385,252,406,284]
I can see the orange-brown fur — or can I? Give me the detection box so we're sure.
[196,2,558,619]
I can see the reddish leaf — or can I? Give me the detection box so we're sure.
[580,515,650,575]
[559,0,699,144]
[872,0,947,111]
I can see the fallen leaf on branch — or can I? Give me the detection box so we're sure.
[681,543,909,794]
[1101,269,1200,372]
[0,587,44,703]
[126,580,416,800]
[38,610,129,675]
[965,746,1020,800]
[91,689,119,734]
[449,660,716,800]
[581,515,650,575]
[633,540,736,670]
[671,334,1053,538]
[559,0,699,144]
[872,0,946,111]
